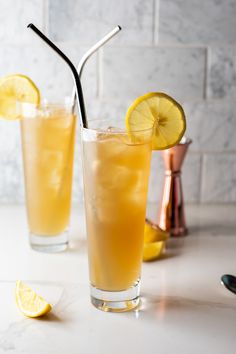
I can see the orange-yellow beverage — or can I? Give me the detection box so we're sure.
[82,128,152,293]
[21,104,76,239]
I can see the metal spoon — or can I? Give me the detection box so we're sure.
[221,274,236,294]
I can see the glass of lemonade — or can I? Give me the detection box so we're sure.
[20,102,76,252]
[82,120,152,312]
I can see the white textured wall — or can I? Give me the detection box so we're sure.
[0,0,236,204]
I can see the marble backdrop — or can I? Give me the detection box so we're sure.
[0,0,236,204]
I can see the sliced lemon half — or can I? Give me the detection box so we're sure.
[15,280,52,318]
[144,219,170,243]
[0,74,40,120]
[143,241,165,262]
[126,92,186,150]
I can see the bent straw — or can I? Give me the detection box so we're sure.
[27,23,88,128]
[71,25,121,113]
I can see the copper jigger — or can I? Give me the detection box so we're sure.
[158,137,192,237]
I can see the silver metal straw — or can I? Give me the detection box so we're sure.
[71,25,121,113]
[28,23,88,128]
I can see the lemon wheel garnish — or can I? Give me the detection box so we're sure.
[143,241,165,262]
[126,92,186,150]
[15,280,52,318]
[0,74,40,120]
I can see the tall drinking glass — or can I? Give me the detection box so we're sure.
[82,121,152,312]
[20,102,76,252]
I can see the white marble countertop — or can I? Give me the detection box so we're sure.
[0,204,236,354]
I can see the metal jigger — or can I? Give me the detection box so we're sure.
[158,137,192,237]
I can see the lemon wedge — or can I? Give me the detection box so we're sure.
[0,74,40,120]
[126,92,186,150]
[144,219,169,243]
[15,280,52,318]
[143,220,168,261]
[143,241,165,262]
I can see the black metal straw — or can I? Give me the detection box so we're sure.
[27,23,88,128]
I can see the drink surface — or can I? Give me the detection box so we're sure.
[21,107,76,236]
[83,130,152,291]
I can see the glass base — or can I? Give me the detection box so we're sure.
[90,280,140,312]
[29,230,68,253]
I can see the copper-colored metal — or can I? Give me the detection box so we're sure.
[158,138,192,237]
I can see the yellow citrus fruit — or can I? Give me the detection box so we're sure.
[15,280,52,318]
[144,219,169,243]
[126,92,186,150]
[0,74,40,120]
[143,241,165,262]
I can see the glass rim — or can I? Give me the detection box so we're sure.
[82,120,154,135]
[17,100,74,119]
[17,101,73,109]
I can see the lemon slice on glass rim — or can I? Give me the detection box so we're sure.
[126,92,186,150]
[0,74,40,120]
[15,280,52,318]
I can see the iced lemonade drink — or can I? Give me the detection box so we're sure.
[82,92,186,312]
[82,126,152,310]
[21,103,76,251]
[0,74,77,252]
